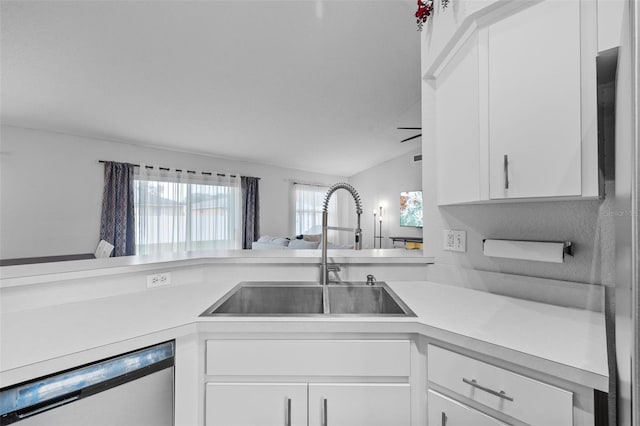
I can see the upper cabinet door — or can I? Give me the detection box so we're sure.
[487,0,582,199]
[435,32,484,205]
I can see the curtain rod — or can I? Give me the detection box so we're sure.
[98,160,260,180]
[292,181,332,188]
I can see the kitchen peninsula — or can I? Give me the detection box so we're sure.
[0,251,607,426]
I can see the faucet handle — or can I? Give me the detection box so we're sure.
[354,229,362,250]
[366,274,377,285]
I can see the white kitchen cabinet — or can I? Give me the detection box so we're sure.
[487,0,582,200]
[308,383,411,426]
[428,390,509,426]
[205,383,307,426]
[435,31,485,205]
[430,0,598,204]
[204,339,412,426]
[427,345,573,426]
[205,382,410,426]
[597,0,626,51]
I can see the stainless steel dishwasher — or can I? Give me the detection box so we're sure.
[0,341,174,426]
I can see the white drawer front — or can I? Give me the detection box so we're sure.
[207,340,410,377]
[428,390,509,426]
[428,345,572,426]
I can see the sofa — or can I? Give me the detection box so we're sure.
[251,234,353,250]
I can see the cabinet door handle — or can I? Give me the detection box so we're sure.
[285,397,291,426]
[321,397,328,426]
[462,378,514,402]
[441,411,447,426]
[503,154,509,189]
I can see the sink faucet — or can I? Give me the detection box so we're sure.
[366,274,377,285]
[321,182,363,285]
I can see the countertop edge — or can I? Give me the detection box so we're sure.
[0,250,434,288]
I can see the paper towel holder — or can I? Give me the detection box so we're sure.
[563,241,574,256]
[482,239,574,263]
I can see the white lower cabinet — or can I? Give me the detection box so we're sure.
[205,382,410,426]
[204,340,412,426]
[427,345,573,426]
[308,383,411,426]
[428,390,508,426]
[205,383,307,426]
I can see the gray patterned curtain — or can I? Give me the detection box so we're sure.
[100,162,136,256]
[241,176,260,249]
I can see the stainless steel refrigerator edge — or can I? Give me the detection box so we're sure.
[615,1,639,425]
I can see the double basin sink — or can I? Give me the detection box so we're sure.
[200,281,415,317]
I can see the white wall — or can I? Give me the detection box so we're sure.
[348,149,422,249]
[0,126,345,258]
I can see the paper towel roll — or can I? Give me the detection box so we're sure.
[482,239,570,263]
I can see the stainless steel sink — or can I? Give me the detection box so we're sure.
[200,281,415,317]
[326,285,409,315]
[203,283,324,315]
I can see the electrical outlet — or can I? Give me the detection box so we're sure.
[146,272,171,288]
[443,230,455,250]
[443,230,466,252]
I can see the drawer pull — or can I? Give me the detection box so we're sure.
[285,398,291,426]
[441,411,447,426]
[322,397,328,426]
[503,154,509,189]
[462,378,514,402]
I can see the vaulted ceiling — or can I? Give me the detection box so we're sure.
[1,1,421,176]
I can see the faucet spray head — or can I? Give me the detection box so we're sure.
[322,182,363,214]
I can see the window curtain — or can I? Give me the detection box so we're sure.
[241,176,260,249]
[292,183,338,241]
[100,161,136,257]
[134,166,241,255]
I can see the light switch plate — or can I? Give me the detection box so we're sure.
[453,230,466,252]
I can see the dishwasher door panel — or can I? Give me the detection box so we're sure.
[18,367,174,426]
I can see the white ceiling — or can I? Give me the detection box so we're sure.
[1,0,422,177]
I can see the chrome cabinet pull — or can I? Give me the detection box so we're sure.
[503,154,509,189]
[462,378,514,402]
[285,397,291,426]
[441,411,447,426]
[321,397,328,426]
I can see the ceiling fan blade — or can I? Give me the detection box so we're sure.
[400,134,422,143]
[397,127,422,130]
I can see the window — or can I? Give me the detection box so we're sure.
[292,183,337,237]
[134,167,241,255]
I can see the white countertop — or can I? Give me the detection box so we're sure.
[0,249,431,287]
[0,278,608,391]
